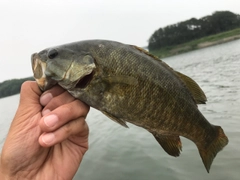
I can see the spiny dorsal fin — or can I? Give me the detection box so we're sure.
[131,45,161,62]
[102,111,129,128]
[131,45,177,71]
[175,71,207,104]
[152,133,182,157]
[131,45,207,104]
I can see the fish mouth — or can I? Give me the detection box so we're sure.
[31,53,57,91]
[31,53,95,91]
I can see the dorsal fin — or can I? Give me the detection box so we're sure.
[131,45,161,62]
[174,71,207,104]
[131,45,207,104]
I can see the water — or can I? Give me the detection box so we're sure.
[1,40,240,180]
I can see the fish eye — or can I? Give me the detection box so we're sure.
[48,49,58,59]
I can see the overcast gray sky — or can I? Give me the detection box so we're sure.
[0,0,239,82]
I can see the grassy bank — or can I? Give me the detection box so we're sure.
[150,28,240,58]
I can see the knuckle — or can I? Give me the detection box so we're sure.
[44,97,64,110]
[63,122,72,135]
[64,104,73,115]
[75,100,90,115]
[62,91,75,101]
[21,81,41,96]
[47,85,65,95]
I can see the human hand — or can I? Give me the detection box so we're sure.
[0,81,89,180]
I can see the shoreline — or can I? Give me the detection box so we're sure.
[150,28,240,58]
[197,34,240,49]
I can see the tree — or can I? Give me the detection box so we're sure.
[148,11,240,51]
[0,77,34,98]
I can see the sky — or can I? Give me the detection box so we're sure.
[0,0,239,82]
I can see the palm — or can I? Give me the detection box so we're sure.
[1,82,89,180]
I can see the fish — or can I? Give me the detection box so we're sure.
[31,39,228,172]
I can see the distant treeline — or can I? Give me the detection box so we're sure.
[0,77,34,98]
[148,11,240,51]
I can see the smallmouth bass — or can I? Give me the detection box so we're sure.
[31,40,228,172]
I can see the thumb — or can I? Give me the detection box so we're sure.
[19,81,42,105]
[9,81,43,134]
[16,81,43,117]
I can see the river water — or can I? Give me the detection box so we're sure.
[0,40,240,180]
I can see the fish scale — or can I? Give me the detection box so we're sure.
[31,39,228,173]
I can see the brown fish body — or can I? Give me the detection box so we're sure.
[31,40,228,172]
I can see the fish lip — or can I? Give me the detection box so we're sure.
[31,53,57,91]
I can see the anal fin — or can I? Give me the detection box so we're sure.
[102,111,129,128]
[152,133,182,157]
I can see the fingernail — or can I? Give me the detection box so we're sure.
[44,114,58,127]
[42,133,55,144]
[42,109,51,116]
[40,93,53,106]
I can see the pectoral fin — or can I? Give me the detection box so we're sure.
[102,111,129,128]
[175,71,207,104]
[152,133,182,157]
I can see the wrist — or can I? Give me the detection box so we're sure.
[0,173,10,180]
[0,164,8,180]
[0,170,31,180]
[0,155,18,180]
[0,161,9,180]
[0,154,9,180]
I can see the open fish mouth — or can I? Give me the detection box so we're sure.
[31,53,48,91]
[31,53,57,91]
[31,53,95,91]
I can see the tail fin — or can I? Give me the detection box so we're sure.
[197,126,228,173]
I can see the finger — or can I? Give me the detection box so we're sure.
[20,81,42,105]
[39,117,89,148]
[40,85,66,106]
[41,91,77,116]
[39,100,90,132]
[17,81,42,115]
[12,81,42,130]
